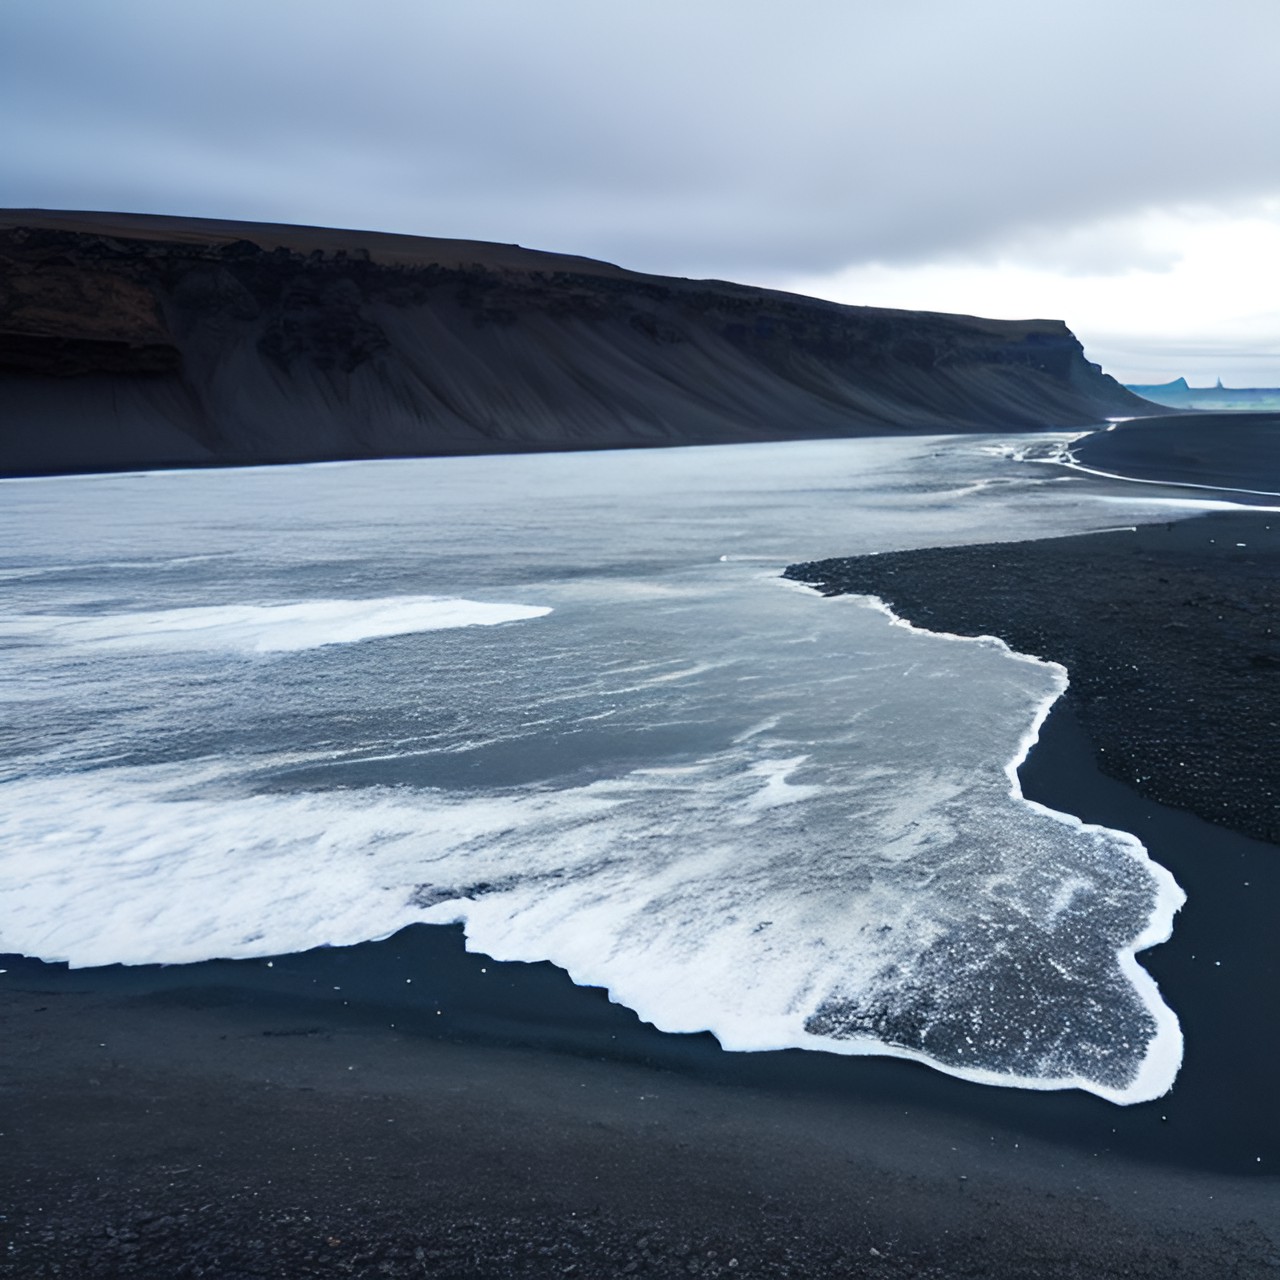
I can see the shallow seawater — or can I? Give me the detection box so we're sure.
[0,435,1215,1101]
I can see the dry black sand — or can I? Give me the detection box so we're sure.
[5,514,1280,1276]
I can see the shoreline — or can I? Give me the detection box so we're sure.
[5,943,1276,1278]
[5,513,1280,1275]
[4,698,1275,1172]
[786,509,1279,845]
[779,507,1280,1171]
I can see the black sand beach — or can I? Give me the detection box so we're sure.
[5,508,1280,1276]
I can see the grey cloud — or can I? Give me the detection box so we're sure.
[3,0,1280,279]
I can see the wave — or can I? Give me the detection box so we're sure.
[0,595,552,654]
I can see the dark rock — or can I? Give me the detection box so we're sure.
[0,209,1155,477]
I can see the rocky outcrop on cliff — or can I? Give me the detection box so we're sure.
[0,210,1152,475]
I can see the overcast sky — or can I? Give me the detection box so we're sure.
[4,0,1279,384]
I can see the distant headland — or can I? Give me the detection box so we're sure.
[1124,377,1280,412]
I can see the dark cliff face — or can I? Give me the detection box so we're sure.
[0,211,1153,475]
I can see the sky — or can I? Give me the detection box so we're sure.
[3,0,1279,385]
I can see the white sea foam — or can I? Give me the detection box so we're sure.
[740,756,822,811]
[0,596,552,654]
[0,685,1181,1105]
[0,582,1185,1106]
[1092,494,1280,514]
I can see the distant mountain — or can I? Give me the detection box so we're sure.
[1,210,1154,476]
[1125,378,1280,411]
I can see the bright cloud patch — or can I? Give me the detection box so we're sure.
[778,203,1280,387]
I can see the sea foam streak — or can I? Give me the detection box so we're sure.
[0,596,552,653]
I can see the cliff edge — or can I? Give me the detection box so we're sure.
[0,210,1153,475]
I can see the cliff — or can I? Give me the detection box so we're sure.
[0,210,1153,476]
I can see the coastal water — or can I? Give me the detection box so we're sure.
[0,435,1222,1102]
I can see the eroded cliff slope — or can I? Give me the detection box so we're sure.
[0,210,1151,475]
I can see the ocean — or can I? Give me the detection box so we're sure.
[0,433,1247,1104]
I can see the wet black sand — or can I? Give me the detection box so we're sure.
[1072,413,1280,495]
[5,515,1280,1275]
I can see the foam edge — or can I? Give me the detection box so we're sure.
[775,575,1186,1105]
